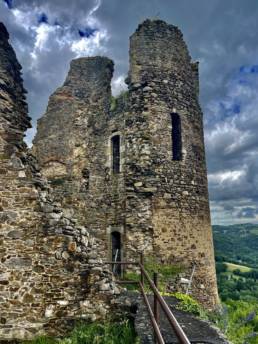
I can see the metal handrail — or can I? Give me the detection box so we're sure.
[139,262,191,344]
[139,281,165,344]
[106,253,191,344]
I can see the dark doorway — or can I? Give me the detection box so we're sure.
[111,231,122,276]
[111,135,120,174]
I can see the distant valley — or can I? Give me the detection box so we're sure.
[212,223,258,302]
[213,223,258,268]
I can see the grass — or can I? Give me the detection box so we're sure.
[211,300,258,344]
[23,319,139,344]
[122,271,141,291]
[168,292,206,317]
[122,256,183,293]
[110,96,117,111]
[23,259,184,344]
[250,228,258,235]
[225,262,252,273]
[23,338,56,344]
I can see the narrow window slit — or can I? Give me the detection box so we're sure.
[111,135,120,173]
[171,113,182,161]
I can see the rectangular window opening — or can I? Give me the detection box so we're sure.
[171,113,182,161]
[112,135,120,173]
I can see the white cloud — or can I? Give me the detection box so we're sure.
[208,170,245,184]
[89,0,101,17]
[71,29,109,57]
[205,65,258,223]
[34,23,56,51]
[0,0,111,140]
[111,75,127,96]
[2,0,258,226]
[12,8,35,31]
[4,0,110,70]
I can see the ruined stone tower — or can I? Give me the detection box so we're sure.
[33,19,219,308]
[0,23,119,340]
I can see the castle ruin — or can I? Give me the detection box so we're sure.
[0,19,219,340]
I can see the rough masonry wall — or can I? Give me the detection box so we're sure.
[33,19,219,309]
[33,56,113,178]
[33,57,130,263]
[33,57,113,238]
[0,23,119,340]
[126,20,218,308]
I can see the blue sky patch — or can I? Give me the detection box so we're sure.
[78,27,98,38]
[237,207,258,219]
[218,101,241,118]
[54,20,61,27]
[3,0,12,9]
[238,79,249,85]
[38,13,48,24]
[250,65,258,73]
[232,104,241,114]
[239,65,246,73]
[239,64,258,74]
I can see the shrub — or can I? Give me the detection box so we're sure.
[123,256,183,294]
[23,337,57,344]
[110,96,117,111]
[224,300,258,344]
[59,320,138,344]
[23,320,139,344]
[169,292,206,318]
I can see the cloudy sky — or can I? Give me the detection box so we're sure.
[1,0,258,225]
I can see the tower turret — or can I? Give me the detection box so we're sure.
[124,19,218,308]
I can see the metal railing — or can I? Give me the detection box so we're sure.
[106,253,191,344]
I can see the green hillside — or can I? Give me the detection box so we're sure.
[213,223,258,268]
[212,224,258,343]
[213,223,258,302]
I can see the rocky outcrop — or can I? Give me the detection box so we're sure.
[0,23,119,340]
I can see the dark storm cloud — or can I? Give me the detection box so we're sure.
[3,0,12,9]
[236,207,258,219]
[37,13,48,24]
[78,27,98,38]
[1,0,258,224]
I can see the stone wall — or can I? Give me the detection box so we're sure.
[0,23,119,340]
[33,19,219,309]
[127,19,219,307]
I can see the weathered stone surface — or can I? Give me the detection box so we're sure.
[0,22,119,340]
[33,56,113,179]
[0,17,219,341]
[33,18,218,310]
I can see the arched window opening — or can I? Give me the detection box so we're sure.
[111,135,120,173]
[111,231,122,276]
[171,113,182,161]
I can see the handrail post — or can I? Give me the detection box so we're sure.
[140,252,144,286]
[154,272,159,343]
